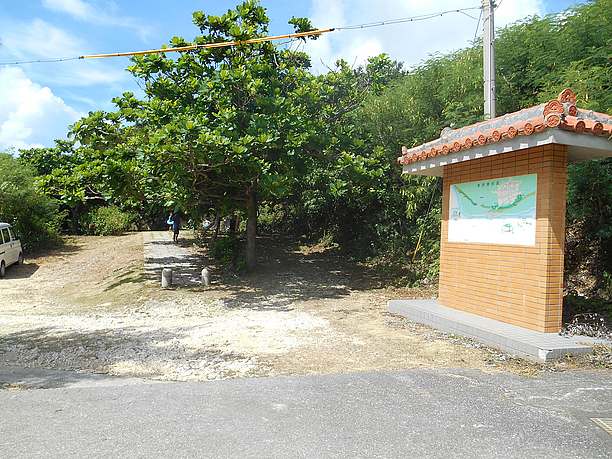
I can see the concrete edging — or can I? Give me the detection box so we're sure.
[388,299,594,362]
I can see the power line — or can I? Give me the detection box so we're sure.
[335,7,481,30]
[0,29,332,65]
[80,28,334,59]
[473,7,483,42]
[0,6,481,65]
[0,56,81,65]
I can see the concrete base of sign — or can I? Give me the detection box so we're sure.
[388,299,603,362]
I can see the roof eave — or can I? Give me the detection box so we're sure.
[398,89,612,173]
[402,129,612,176]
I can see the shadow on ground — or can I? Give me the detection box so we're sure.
[0,325,254,389]
[104,263,147,292]
[0,365,132,390]
[26,240,82,260]
[145,234,409,312]
[5,239,84,280]
[145,253,207,287]
[4,262,39,279]
[144,237,209,287]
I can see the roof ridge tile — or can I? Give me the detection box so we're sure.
[398,89,612,165]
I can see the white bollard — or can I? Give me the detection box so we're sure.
[201,267,210,287]
[161,268,173,288]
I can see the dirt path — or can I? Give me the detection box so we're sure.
[1,233,146,315]
[1,232,608,382]
[143,231,203,287]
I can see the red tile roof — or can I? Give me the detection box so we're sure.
[398,89,612,165]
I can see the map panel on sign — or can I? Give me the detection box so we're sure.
[448,174,537,245]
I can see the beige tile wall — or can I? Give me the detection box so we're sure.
[438,144,567,332]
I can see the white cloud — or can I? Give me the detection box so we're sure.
[43,0,92,19]
[305,0,543,72]
[0,19,128,87]
[494,0,543,25]
[0,67,81,150]
[3,18,82,58]
[42,0,153,41]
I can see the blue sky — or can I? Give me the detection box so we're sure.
[0,0,586,150]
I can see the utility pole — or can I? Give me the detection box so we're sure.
[483,0,496,119]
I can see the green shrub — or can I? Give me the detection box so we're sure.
[82,206,133,236]
[209,236,245,271]
[0,153,62,251]
[257,204,287,234]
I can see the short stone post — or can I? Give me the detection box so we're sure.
[161,268,173,288]
[201,267,210,287]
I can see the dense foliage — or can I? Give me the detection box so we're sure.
[15,0,612,296]
[281,0,611,289]
[81,206,134,236]
[0,153,61,251]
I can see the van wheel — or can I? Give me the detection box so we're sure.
[0,261,5,278]
[17,253,23,265]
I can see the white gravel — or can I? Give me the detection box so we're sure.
[0,296,330,381]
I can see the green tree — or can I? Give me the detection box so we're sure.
[20,111,161,232]
[285,0,611,286]
[120,0,320,269]
[13,0,611,291]
[0,153,61,250]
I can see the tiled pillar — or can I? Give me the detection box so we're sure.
[438,144,567,332]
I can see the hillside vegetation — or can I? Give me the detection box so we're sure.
[4,0,611,302]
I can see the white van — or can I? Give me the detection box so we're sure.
[0,223,23,278]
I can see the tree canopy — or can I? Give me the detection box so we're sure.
[15,0,612,295]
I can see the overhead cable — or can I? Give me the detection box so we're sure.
[473,7,483,42]
[0,29,332,65]
[335,7,481,30]
[0,56,81,65]
[0,6,481,65]
[80,28,334,59]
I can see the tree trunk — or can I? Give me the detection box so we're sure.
[246,183,257,271]
[228,214,237,235]
[212,211,221,241]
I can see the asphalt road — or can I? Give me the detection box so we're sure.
[1,368,611,458]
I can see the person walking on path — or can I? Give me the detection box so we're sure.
[171,211,182,243]
[166,211,174,232]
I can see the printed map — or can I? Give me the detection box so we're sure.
[448,174,537,245]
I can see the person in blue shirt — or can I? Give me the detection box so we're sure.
[171,211,181,243]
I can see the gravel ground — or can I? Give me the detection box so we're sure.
[1,232,609,382]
